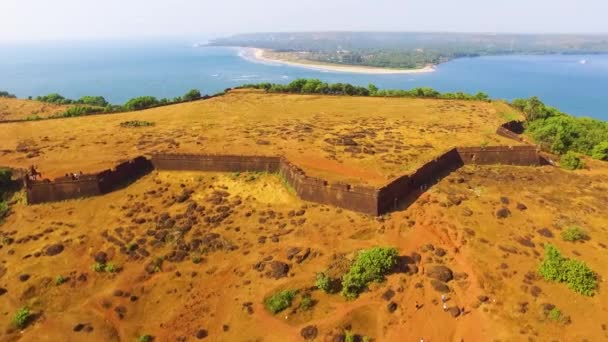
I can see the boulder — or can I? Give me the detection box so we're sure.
[426,265,454,282]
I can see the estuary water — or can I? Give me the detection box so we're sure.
[0,40,606,120]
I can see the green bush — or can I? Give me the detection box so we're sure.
[315,272,332,293]
[36,93,72,104]
[560,152,585,170]
[548,307,562,321]
[124,96,160,111]
[0,201,9,221]
[344,330,356,342]
[299,294,314,310]
[52,105,104,118]
[591,141,608,161]
[561,226,587,242]
[137,335,153,342]
[538,244,597,296]
[183,89,202,101]
[341,247,398,299]
[55,275,66,286]
[264,290,296,314]
[77,95,108,107]
[0,168,12,189]
[0,91,16,98]
[12,307,31,329]
[120,120,155,128]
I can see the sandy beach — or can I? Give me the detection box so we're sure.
[240,47,436,74]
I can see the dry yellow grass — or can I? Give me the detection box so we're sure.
[0,97,70,121]
[0,89,522,185]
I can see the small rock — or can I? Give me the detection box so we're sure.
[448,306,461,317]
[45,244,64,256]
[426,265,454,282]
[195,329,208,339]
[430,279,450,293]
[496,207,511,219]
[382,289,395,301]
[500,197,510,205]
[94,252,108,264]
[516,203,527,211]
[387,301,398,313]
[19,274,30,282]
[477,295,489,302]
[300,325,318,340]
[73,323,85,332]
[537,228,553,238]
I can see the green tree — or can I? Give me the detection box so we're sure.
[341,247,398,299]
[560,151,585,170]
[124,96,159,111]
[591,141,608,160]
[183,89,201,101]
[77,96,108,107]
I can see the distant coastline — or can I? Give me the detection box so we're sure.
[238,47,436,75]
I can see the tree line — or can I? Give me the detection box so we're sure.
[29,89,204,119]
[240,78,490,101]
[512,97,608,167]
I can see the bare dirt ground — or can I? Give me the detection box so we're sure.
[0,162,607,341]
[0,98,69,122]
[1,92,606,341]
[0,90,521,185]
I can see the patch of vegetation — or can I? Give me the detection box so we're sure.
[548,307,562,321]
[120,120,155,128]
[264,290,296,314]
[560,151,585,170]
[277,173,296,195]
[93,262,120,273]
[124,96,160,110]
[299,293,314,310]
[0,168,13,222]
[345,330,356,342]
[538,244,597,296]
[341,247,398,299]
[12,307,31,329]
[591,141,608,161]
[136,335,153,342]
[241,79,489,101]
[55,275,66,286]
[561,226,587,242]
[0,90,16,98]
[183,89,202,101]
[51,105,105,118]
[315,272,333,293]
[512,97,608,158]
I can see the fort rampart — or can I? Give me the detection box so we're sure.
[24,124,540,215]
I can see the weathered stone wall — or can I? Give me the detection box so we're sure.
[25,122,544,215]
[456,145,540,165]
[150,153,281,173]
[25,157,153,204]
[26,175,101,204]
[496,120,525,142]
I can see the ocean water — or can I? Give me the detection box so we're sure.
[0,40,607,120]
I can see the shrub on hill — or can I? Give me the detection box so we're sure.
[0,91,16,98]
[76,95,108,107]
[560,151,585,170]
[124,96,160,111]
[512,97,608,159]
[51,106,105,118]
[183,89,202,101]
[538,244,597,296]
[561,226,587,242]
[591,141,608,161]
[12,307,31,329]
[36,93,72,104]
[240,78,489,100]
[264,290,296,314]
[341,247,398,299]
[120,120,155,128]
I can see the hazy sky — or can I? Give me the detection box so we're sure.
[1,0,607,42]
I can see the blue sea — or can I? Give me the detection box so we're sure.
[1,40,607,120]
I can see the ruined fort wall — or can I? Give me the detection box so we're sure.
[26,175,101,204]
[150,154,281,173]
[377,148,463,214]
[277,158,379,215]
[456,145,540,165]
